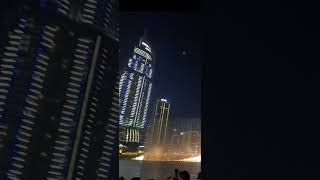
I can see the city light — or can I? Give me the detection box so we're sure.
[142,42,152,52]
[132,155,144,161]
[119,33,153,145]
[142,42,150,49]
[119,12,201,180]
[180,155,201,162]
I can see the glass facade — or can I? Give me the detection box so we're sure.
[119,34,153,145]
[0,1,118,179]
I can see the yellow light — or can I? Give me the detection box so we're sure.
[132,155,144,161]
[180,155,201,162]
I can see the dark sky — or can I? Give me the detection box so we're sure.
[203,3,320,179]
[120,12,201,119]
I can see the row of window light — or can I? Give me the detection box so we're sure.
[40,0,114,32]
[80,0,114,31]
[40,0,71,16]
[142,83,152,127]
[6,23,55,179]
[74,43,110,178]
[129,76,142,125]
[119,72,132,125]
[1,18,31,179]
[96,51,119,178]
[73,47,117,179]
[46,37,92,179]
[125,128,139,143]
[135,82,146,128]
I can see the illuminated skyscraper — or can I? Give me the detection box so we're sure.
[0,1,118,179]
[119,31,153,145]
[145,99,171,146]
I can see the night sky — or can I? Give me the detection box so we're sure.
[202,4,320,179]
[120,12,201,119]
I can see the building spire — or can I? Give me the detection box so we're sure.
[140,28,148,45]
[143,28,148,40]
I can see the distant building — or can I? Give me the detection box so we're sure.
[145,99,171,146]
[171,134,181,144]
[173,117,201,132]
[119,31,154,146]
[171,131,200,145]
[170,130,201,154]
[180,131,200,146]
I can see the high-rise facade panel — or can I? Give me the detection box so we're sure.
[0,1,118,179]
[119,33,153,145]
[145,99,171,146]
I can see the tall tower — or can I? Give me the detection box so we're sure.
[0,0,119,179]
[146,99,171,146]
[119,31,153,147]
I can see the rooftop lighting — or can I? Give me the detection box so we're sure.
[160,99,167,102]
[142,42,150,49]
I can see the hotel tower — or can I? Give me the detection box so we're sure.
[119,31,153,147]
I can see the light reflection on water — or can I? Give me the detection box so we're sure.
[119,160,201,180]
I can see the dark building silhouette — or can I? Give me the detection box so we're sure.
[173,117,201,133]
[0,1,118,179]
[145,99,171,146]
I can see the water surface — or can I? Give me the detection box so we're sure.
[120,159,201,180]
